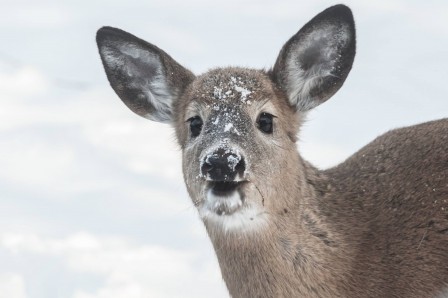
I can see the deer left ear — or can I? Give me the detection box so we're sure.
[272,4,356,112]
[96,27,195,123]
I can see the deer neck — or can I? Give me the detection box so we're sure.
[204,160,353,297]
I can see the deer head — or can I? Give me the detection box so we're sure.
[96,4,355,233]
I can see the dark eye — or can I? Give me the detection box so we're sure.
[257,112,274,134]
[188,116,203,137]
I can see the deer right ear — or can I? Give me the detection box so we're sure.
[96,27,195,123]
[272,5,356,112]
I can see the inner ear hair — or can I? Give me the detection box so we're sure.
[272,5,356,112]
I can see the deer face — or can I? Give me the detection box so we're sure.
[96,5,355,231]
[175,69,302,230]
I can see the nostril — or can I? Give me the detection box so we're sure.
[202,162,213,173]
[235,157,245,174]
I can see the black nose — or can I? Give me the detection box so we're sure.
[201,149,245,181]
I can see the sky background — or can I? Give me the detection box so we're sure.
[0,1,447,297]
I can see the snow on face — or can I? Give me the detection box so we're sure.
[212,76,253,104]
[184,69,276,230]
[224,123,233,132]
[207,103,245,137]
[227,154,240,171]
[202,74,260,138]
[187,68,266,187]
[198,140,243,179]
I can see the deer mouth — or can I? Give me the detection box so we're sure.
[210,181,243,196]
[203,181,246,216]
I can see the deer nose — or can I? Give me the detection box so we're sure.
[201,149,245,181]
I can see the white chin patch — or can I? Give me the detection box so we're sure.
[204,189,242,215]
[198,189,267,232]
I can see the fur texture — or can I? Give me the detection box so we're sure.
[96,4,448,298]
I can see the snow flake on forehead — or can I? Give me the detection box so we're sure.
[231,76,252,102]
[213,86,223,100]
[224,123,233,132]
[208,104,244,136]
[212,76,254,105]
[193,68,265,106]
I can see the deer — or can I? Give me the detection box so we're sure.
[96,4,448,298]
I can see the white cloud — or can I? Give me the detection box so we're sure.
[0,273,27,298]
[298,141,349,169]
[0,67,184,208]
[0,232,227,298]
[0,67,49,97]
[1,1,448,298]
[357,1,448,35]
[0,137,76,191]
[0,5,74,28]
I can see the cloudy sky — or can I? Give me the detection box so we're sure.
[0,0,447,297]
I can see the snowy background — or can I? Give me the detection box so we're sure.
[0,0,447,297]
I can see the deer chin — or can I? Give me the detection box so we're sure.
[198,181,268,231]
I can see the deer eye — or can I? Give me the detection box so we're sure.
[188,116,203,137]
[257,112,274,134]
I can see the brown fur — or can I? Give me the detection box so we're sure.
[176,68,448,298]
[96,5,448,298]
[205,118,448,298]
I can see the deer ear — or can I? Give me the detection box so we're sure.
[272,5,356,112]
[96,27,195,123]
